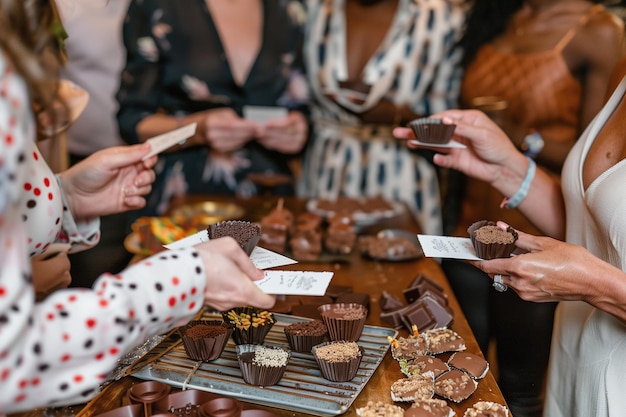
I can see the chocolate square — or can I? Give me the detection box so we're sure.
[401,301,437,332]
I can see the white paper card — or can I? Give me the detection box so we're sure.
[409,139,466,149]
[164,232,298,269]
[417,235,481,260]
[243,105,287,123]
[164,230,208,249]
[255,271,333,295]
[142,122,197,160]
[249,246,298,269]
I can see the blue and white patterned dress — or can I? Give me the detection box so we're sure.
[298,0,467,235]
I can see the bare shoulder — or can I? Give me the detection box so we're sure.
[569,7,625,69]
[578,8,625,50]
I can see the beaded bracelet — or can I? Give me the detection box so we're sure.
[500,157,536,209]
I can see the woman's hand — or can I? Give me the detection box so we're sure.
[195,237,275,311]
[394,109,526,186]
[31,244,72,302]
[199,108,258,153]
[470,225,626,315]
[255,111,308,154]
[58,143,157,219]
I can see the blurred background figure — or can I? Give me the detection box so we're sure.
[117,0,310,218]
[444,1,625,416]
[298,0,468,236]
[53,0,134,288]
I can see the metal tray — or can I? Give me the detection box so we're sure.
[130,312,397,416]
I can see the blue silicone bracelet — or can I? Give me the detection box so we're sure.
[500,157,536,209]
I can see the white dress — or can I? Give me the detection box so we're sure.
[545,75,626,416]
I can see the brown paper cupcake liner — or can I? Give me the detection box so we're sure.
[312,342,364,382]
[468,220,518,260]
[284,332,327,353]
[207,220,261,256]
[318,303,367,342]
[236,344,290,386]
[179,320,232,362]
[408,118,456,144]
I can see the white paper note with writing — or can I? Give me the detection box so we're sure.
[142,122,197,160]
[255,271,333,296]
[249,246,298,269]
[417,235,481,260]
[164,231,298,269]
[242,105,287,123]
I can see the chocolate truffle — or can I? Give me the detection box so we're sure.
[434,369,477,403]
[408,117,456,144]
[405,399,455,417]
[318,303,368,342]
[448,351,489,380]
[389,334,429,362]
[289,212,323,260]
[312,341,363,382]
[222,307,275,345]
[236,344,290,386]
[390,374,435,402]
[179,320,232,362]
[259,206,293,253]
[355,401,404,417]
[423,328,466,354]
[400,355,450,379]
[283,319,328,353]
[468,220,518,260]
[462,401,510,417]
[207,220,261,255]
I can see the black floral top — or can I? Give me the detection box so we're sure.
[117,0,309,215]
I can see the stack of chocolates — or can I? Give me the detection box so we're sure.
[324,211,357,255]
[289,212,323,261]
[258,201,358,260]
[379,274,453,332]
[258,199,294,253]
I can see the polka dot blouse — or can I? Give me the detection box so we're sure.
[0,52,206,413]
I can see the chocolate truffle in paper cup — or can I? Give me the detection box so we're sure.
[283,319,328,353]
[179,320,232,362]
[222,307,275,345]
[318,303,367,342]
[312,341,364,382]
[207,220,261,256]
[408,117,456,144]
[236,344,290,386]
[468,220,518,260]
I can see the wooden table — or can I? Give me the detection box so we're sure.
[11,195,507,417]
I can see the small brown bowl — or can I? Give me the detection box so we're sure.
[198,397,243,417]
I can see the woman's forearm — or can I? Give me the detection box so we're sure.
[492,153,566,239]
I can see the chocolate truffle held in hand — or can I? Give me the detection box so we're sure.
[468,220,518,260]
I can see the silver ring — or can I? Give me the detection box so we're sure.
[493,274,508,292]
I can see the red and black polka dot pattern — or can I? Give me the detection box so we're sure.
[0,52,206,414]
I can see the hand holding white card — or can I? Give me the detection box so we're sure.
[141,122,197,160]
[164,231,298,269]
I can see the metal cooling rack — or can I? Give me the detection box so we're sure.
[129,312,397,416]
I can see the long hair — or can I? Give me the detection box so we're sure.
[458,0,524,68]
[0,0,64,130]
